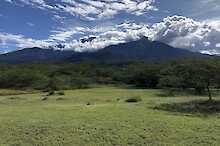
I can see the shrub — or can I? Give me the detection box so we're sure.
[8,97,20,100]
[125,96,142,103]
[41,96,48,101]
[86,102,91,105]
[47,90,55,96]
[57,91,65,96]
[56,97,65,101]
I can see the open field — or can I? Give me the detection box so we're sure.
[0,86,220,146]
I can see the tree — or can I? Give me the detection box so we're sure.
[125,63,160,88]
[159,59,219,101]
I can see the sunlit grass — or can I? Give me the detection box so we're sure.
[0,86,219,146]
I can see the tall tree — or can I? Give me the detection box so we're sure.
[159,59,219,101]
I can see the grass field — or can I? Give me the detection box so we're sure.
[0,86,220,146]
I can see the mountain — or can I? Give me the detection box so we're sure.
[69,37,208,63]
[0,47,75,63]
[0,37,209,64]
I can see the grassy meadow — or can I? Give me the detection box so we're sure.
[0,86,220,146]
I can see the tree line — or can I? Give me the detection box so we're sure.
[0,58,220,100]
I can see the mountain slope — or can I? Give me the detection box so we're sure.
[0,37,209,64]
[0,47,75,63]
[69,37,208,63]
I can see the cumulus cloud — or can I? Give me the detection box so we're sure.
[13,0,58,10]
[27,22,35,27]
[0,32,51,49]
[206,19,220,31]
[48,25,121,43]
[4,0,158,20]
[3,0,12,3]
[59,16,220,54]
[216,43,220,48]
[1,15,220,55]
[151,16,220,54]
[49,29,84,42]
[58,0,158,20]
[68,24,155,52]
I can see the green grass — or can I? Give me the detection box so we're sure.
[0,86,220,146]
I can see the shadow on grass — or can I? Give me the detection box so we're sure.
[156,89,212,98]
[154,100,220,115]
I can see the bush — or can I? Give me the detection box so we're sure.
[154,100,220,114]
[56,97,65,101]
[41,96,48,101]
[47,90,55,96]
[57,91,65,96]
[86,102,91,105]
[125,96,142,103]
[8,97,20,100]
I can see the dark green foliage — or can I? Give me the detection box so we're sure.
[41,96,48,101]
[125,96,142,103]
[47,90,55,96]
[0,68,45,89]
[155,100,220,115]
[57,91,65,96]
[159,59,220,100]
[86,102,91,105]
[110,62,160,88]
[56,97,65,101]
[0,58,220,95]
[8,96,21,100]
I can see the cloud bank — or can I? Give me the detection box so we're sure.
[152,16,220,54]
[1,15,220,55]
[3,0,157,20]
[57,16,220,54]
[0,33,51,53]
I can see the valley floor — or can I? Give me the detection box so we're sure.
[0,86,220,146]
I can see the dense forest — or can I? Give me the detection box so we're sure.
[0,58,220,100]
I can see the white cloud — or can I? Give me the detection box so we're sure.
[0,32,51,49]
[151,16,220,54]
[63,0,158,19]
[49,29,84,42]
[2,15,220,55]
[62,22,153,52]
[205,19,220,31]
[3,0,12,3]
[61,16,220,55]
[27,22,35,27]
[4,0,158,20]
[200,49,220,55]
[19,0,57,10]
[216,43,220,48]
[203,41,211,47]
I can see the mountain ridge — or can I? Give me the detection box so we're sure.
[0,37,210,64]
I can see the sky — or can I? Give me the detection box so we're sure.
[0,0,220,54]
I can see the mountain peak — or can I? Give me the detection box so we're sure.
[0,38,209,64]
[139,36,150,41]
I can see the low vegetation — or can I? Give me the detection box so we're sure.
[0,58,220,145]
[155,99,220,115]
[0,86,220,145]
[0,58,220,101]
[125,96,142,103]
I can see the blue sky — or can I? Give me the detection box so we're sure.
[1,0,220,54]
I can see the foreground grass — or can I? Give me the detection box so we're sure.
[0,86,220,146]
